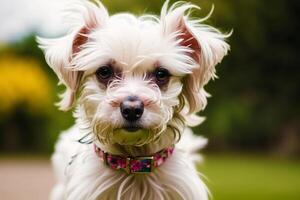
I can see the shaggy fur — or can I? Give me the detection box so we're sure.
[37,0,230,199]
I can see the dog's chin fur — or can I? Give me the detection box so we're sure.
[38,0,230,199]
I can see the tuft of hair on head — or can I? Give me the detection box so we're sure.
[37,0,109,111]
[160,0,231,118]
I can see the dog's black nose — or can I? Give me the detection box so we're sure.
[120,96,144,122]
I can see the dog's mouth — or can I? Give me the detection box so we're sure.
[112,126,150,146]
[123,126,141,132]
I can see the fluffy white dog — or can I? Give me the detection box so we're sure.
[38,0,230,199]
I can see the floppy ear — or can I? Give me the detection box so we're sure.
[37,0,109,111]
[161,2,230,116]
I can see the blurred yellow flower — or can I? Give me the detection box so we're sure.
[0,55,52,114]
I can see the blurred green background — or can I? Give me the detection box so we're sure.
[0,0,299,199]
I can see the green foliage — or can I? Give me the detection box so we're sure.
[191,0,299,152]
[0,37,74,153]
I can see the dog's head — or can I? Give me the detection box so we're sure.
[38,0,230,146]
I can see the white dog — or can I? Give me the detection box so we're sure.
[38,0,230,199]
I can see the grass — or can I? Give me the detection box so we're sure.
[197,154,300,200]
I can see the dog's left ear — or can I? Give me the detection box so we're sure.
[37,0,109,111]
[161,2,230,115]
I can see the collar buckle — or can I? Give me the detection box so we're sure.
[126,156,154,174]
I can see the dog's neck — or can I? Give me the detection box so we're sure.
[95,129,177,157]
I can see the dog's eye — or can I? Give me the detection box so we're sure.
[154,67,170,86]
[96,65,113,83]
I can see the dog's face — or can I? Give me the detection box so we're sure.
[38,1,230,146]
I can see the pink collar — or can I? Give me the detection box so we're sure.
[94,145,174,174]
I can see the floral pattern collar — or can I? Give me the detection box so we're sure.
[94,144,174,174]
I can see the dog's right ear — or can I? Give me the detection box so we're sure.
[37,0,109,111]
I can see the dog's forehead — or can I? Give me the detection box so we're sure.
[88,15,192,74]
[81,14,197,76]
[94,29,163,68]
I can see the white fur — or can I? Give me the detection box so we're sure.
[50,126,208,200]
[38,0,230,199]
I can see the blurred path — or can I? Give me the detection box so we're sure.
[0,158,54,200]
